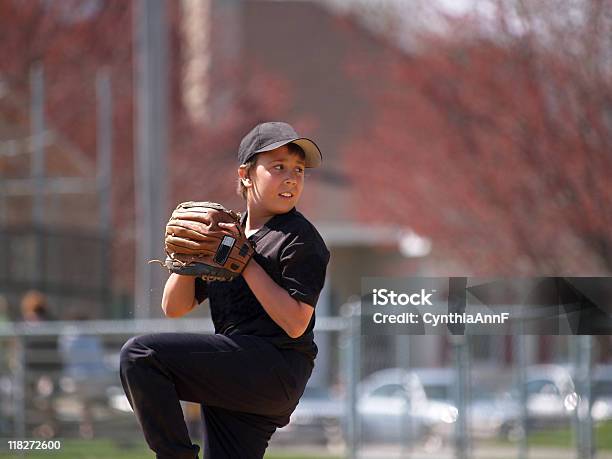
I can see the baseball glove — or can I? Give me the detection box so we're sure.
[156,201,254,281]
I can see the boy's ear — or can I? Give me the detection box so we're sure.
[238,165,252,186]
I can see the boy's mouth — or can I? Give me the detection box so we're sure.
[279,192,293,198]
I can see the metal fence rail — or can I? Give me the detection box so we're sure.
[0,316,607,459]
[0,317,349,450]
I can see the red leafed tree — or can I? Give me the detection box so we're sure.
[347,0,612,275]
[0,1,302,295]
[0,1,137,293]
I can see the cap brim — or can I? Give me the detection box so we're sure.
[254,137,322,168]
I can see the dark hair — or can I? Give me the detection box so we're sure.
[236,143,305,200]
[21,290,50,320]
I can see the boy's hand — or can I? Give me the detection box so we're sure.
[154,201,254,281]
[218,222,242,238]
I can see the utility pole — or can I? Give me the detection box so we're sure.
[97,68,113,314]
[30,63,45,288]
[133,0,169,318]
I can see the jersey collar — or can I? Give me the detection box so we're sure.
[241,207,297,242]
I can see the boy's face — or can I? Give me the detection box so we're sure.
[241,145,306,215]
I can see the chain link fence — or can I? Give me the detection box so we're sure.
[343,300,612,459]
[0,313,610,458]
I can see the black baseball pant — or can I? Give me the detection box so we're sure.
[119,333,313,459]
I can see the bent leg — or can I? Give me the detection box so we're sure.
[119,333,308,459]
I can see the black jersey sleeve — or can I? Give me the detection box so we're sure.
[194,277,209,304]
[279,236,329,307]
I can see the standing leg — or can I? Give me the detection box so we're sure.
[120,335,200,459]
[200,405,277,459]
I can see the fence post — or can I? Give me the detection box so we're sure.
[343,301,360,459]
[514,331,528,459]
[448,277,470,459]
[575,335,593,459]
[13,335,26,440]
[399,335,411,459]
[452,334,470,459]
[96,68,113,317]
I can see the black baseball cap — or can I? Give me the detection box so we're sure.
[238,121,322,168]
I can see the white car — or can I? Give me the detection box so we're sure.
[524,364,577,426]
[413,366,516,440]
[494,364,578,438]
[357,368,457,445]
[591,365,612,422]
[413,364,578,440]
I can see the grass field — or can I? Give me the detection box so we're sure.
[2,422,612,458]
[527,419,612,450]
[477,420,612,451]
[0,439,341,459]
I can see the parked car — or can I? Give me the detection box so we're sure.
[357,368,457,446]
[414,364,578,440]
[413,367,454,404]
[272,385,344,449]
[413,366,516,440]
[524,364,577,428]
[591,365,612,422]
[493,364,577,439]
[469,390,520,440]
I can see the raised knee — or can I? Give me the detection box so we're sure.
[120,335,153,366]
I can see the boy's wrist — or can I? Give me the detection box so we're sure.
[242,258,257,280]
[171,273,197,282]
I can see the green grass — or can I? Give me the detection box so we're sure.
[526,420,612,450]
[597,421,612,450]
[266,456,339,459]
[4,423,612,458]
[483,420,612,451]
[0,439,340,459]
[526,428,574,448]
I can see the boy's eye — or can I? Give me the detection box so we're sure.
[272,164,304,174]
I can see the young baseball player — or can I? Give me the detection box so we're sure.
[120,122,330,458]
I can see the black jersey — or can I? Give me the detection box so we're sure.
[194,207,330,361]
